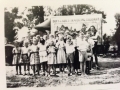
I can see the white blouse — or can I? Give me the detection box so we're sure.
[21,47,29,54]
[65,43,75,54]
[56,41,65,48]
[29,45,39,52]
[77,39,89,51]
[12,47,21,54]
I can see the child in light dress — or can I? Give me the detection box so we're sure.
[29,37,40,75]
[47,41,57,76]
[12,41,22,75]
[38,37,48,76]
[56,36,66,73]
[21,40,30,75]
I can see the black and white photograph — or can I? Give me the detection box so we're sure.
[2,0,120,89]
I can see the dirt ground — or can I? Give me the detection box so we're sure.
[6,57,120,88]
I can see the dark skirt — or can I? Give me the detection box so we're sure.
[30,52,40,65]
[22,54,29,64]
[74,49,80,69]
[12,53,21,65]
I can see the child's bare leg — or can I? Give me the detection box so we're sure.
[19,64,22,75]
[33,65,35,75]
[53,64,56,75]
[16,64,18,75]
[47,65,51,76]
[23,64,26,75]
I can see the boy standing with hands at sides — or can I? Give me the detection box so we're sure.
[65,36,75,76]
[77,33,89,76]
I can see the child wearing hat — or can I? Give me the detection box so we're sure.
[21,40,30,75]
[12,40,22,75]
[29,37,40,75]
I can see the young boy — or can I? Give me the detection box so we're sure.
[65,36,75,76]
[77,33,89,76]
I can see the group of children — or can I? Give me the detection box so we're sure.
[12,32,95,76]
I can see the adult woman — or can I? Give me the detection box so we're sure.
[88,26,100,70]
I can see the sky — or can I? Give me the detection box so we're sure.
[3,0,120,35]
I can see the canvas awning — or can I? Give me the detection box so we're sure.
[34,18,51,31]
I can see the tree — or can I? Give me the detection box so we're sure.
[56,4,106,19]
[28,6,44,25]
[5,7,19,42]
[114,13,120,52]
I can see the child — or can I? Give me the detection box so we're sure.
[65,36,75,76]
[29,37,40,75]
[47,41,57,76]
[56,35,66,73]
[77,33,89,76]
[38,37,48,76]
[86,35,94,74]
[12,41,22,75]
[21,40,30,75]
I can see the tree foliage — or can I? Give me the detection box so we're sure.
[5,4,106,43]
[53,4,106,19]
[5,7,19,42]
[28,6,44,25]
[114,13,120,51]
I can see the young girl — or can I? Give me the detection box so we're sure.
[12,41,22,75]
[47,41,57,76]
[47,35,57,76]
[21,40,30,75]
[38,37,48,76]
[65,36,75,76]
[56,34,66,73]
[29,37,40,75]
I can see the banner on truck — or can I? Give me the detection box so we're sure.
[51,14,102,44]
